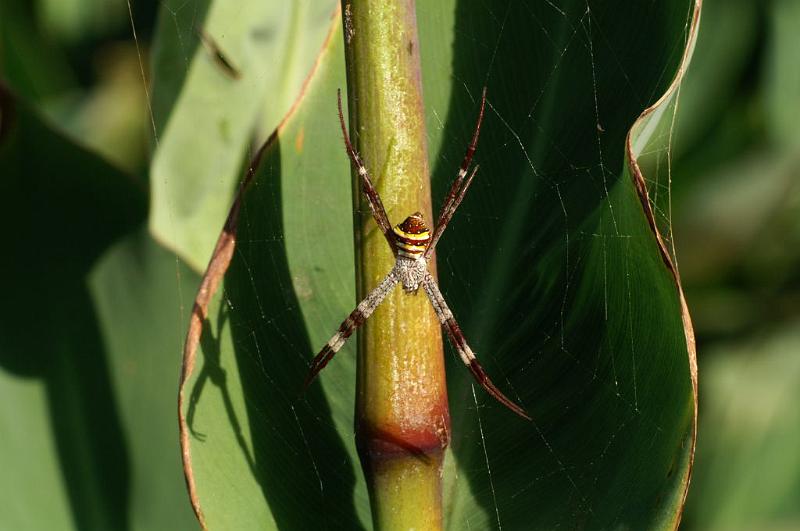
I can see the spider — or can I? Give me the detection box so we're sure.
[304,88,530,420]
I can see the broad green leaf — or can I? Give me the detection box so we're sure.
[181,28,367,530]
[0,91,196,530]
[149,0,338,271]
[180,2,698,529]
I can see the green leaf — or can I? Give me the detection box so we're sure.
[149,0,339,271]
[179,2,698,528]
[0,90,197,530]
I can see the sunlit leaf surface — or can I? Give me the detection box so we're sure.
[149,0,338,271]
[177,1,698,529]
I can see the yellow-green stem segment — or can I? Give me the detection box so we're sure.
[341,1,449,529]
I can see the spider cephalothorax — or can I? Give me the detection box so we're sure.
[304,88,530,420]
[392,212,431,292]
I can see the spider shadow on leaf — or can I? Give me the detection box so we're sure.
[188,304,262,477]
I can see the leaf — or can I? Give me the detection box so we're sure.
[0,88,197,530]
[179,1,699,529]
[149,0,339,271]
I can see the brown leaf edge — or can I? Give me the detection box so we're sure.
[624,0,701,528]
[176,6,342,529]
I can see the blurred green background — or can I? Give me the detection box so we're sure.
[670,0,800,529]
[1,0,798,529]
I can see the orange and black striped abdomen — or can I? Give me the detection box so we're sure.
[393,212,430,258]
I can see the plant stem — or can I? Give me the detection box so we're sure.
[341,0,449,529]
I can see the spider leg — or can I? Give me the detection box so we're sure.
[425,165,479,258]
[304,271,398,389]
[337,89,397,253]
[421,273,531,420]
[425,87,487,260]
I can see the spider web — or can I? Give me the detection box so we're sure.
[126,0,696,528]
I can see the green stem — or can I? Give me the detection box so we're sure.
[341,1,449,529]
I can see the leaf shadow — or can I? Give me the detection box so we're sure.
[0,283,132,531]
[0,87,140,530]
[224,137,365,529]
